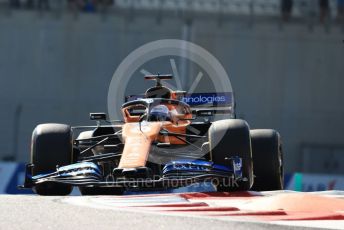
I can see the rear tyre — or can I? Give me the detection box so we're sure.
[209,119,253,191]
[250,129,283,191]
[31,124,73,196]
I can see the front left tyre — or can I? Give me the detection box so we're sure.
[31,123,73,195]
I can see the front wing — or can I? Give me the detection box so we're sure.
[19,158,244,190]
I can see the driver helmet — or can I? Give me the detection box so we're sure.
[149,105,171,121]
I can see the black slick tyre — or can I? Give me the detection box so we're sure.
[250,129,283,191]
[209,119,253,191]
[31,123,73,196]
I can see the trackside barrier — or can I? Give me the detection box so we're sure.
[0,162,32,194]
[284,172,344,191]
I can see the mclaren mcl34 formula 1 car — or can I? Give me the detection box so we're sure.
[20,74,283,195]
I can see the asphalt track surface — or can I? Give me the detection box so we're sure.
[0,195,281,230]
[0,193,342,230]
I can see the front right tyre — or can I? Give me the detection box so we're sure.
[31,123,73,195]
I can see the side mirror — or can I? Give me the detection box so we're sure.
[90,113,107,121]
[195,110,214,117]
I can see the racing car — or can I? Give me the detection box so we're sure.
[20,74,283,195]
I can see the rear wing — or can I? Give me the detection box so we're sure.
[181,92,233,115]
[125,92,235,118]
